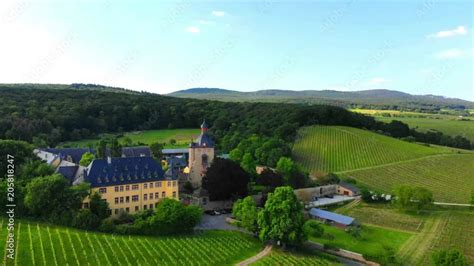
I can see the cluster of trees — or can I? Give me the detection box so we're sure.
[0,85,379,150]
[392,185,434,212]
[202,158,250,201]
[233,186,315,247]
[202,157,311,202]
[229,135,291,168]
[103,199,202,236]
[0,140,90,224]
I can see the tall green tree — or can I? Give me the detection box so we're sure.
[276,157,295,181]
[89,192,110,220]
[229,148,243,163]
[257,186,306,247]
[411,187,434,211]
[24,174,89,223]
[303,220,324,238]
[241,153,257,177]
[0,140,33,178]
[393,185,414,208]
[202,158,250,201]
[147,199,202,235]
[110,137,122,157]
[393,185,433,211]
[97,139,107,159]
[232,196,259,234]
[79,152,95,167]
[149,142,164,160]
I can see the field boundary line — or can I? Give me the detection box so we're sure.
[235,244,272,266]
[336,153,468,174]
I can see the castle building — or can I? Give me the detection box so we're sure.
[83,156,178,216]
[188,120,215,187]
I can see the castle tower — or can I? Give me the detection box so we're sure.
[188,120,215,187]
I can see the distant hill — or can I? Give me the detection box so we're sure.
[169,88,474,112]
[0,83,142,95]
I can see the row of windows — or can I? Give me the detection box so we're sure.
[98,181,178,194]
[113,191,177,204]
[111,203,159,215]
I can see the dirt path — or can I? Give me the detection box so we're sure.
[235,245,272,266]
[397,212,448,265]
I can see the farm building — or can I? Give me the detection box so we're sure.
[294,185,337,202]
[337,182,360,196]
[309,208,356,228]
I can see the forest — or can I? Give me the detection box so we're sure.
[0,84,471,151]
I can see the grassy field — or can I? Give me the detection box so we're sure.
[340,154,474,203]
[292,126,451,175]
[352,108,474,142]
[252,249,340,265]
[351,108,472,120]
[0,220,262,266]
[334,201,474,264]
[309,224,413,262]
[336,202,425,233]
[60,128,200,148]
[378,116,474,142]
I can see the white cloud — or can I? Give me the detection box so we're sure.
[212,10,226,17]
[367,77,389,85]
[435,48,467,59]
[199,20,214,25]
[185,26,200,34]
[427,26,468,38]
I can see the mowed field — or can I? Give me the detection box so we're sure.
[0,220,262,266]
[351,108,474,142]
[252,250,340,265]
[309,223,413,262]
[334,202,474,264]
[337,202,425,233]
[340,154,474,203]
[378,117,474,143]
[60,128,200,148]
[292,126,450,174]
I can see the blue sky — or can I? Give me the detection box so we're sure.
[0,0,472,100]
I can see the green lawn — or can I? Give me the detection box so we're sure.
[351,108,474,142]
[340,154,474,203]
[59,128,200,148]
[292,126,451,175]
[252,249,340,265]
[310,224,413,262]
[336,202,425,233]
[0,219,262,266]
[378,117,474,142]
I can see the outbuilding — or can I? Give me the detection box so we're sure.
[337,181,360,196]
[309,208,355,228]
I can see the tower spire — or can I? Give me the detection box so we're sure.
[201,119,208,133]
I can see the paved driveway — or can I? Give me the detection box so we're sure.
[196,214,246,232]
